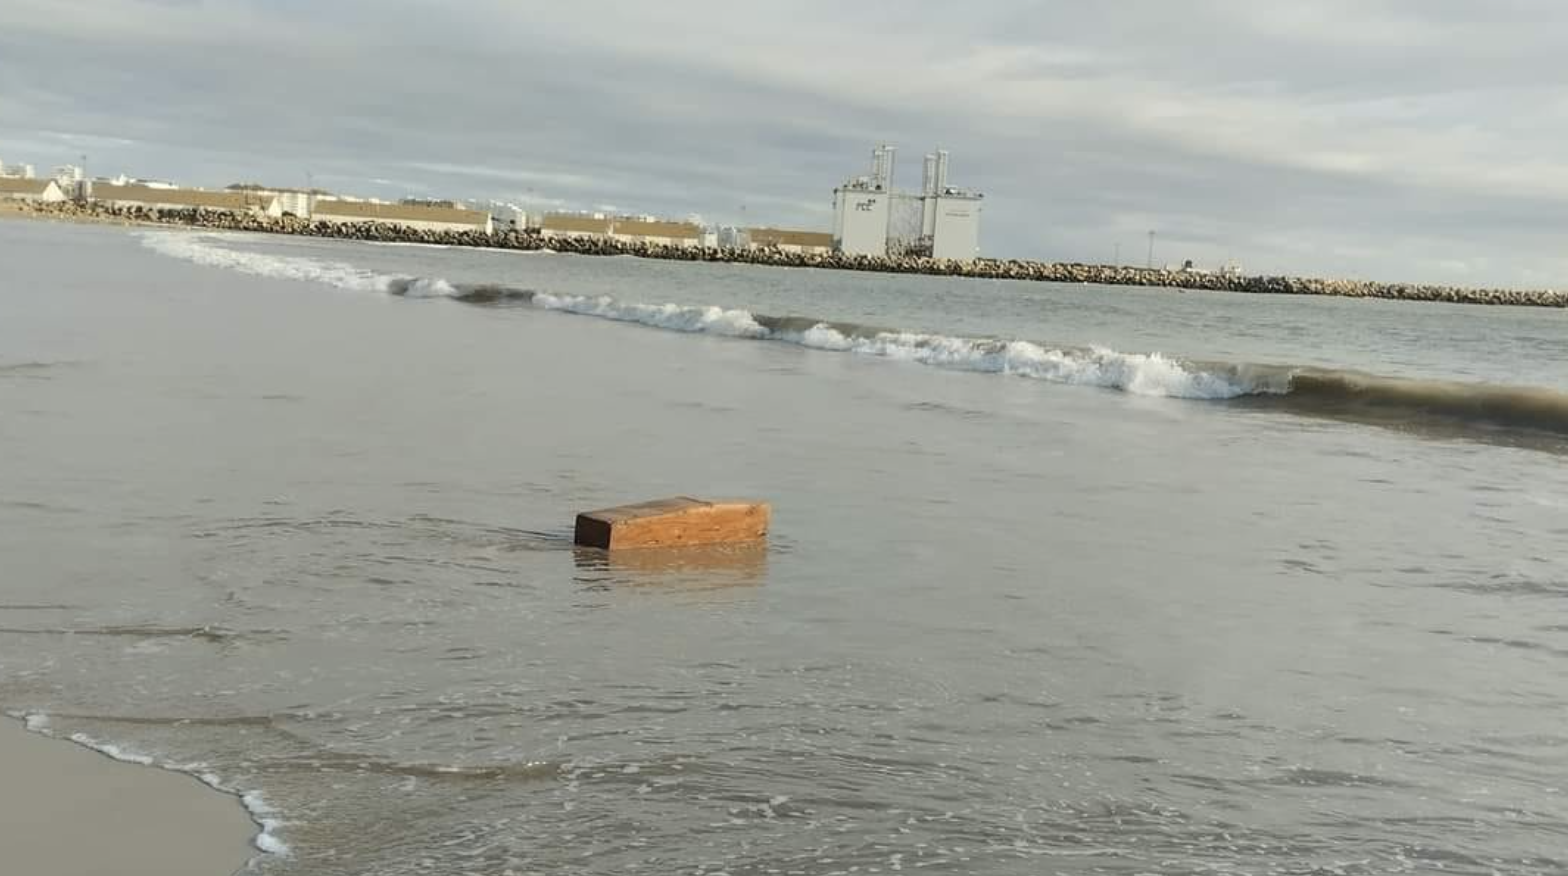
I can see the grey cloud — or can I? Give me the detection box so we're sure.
[1,0,1566,286]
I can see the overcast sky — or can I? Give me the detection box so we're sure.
[2,0,1566,286]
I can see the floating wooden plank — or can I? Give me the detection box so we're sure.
[574,497,770,550]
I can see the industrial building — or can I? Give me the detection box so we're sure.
[52,164,85,199]
[539,213,613,239]
[832,144,896,257]
[224,185,324,218]
[744,227,835,255]
[276,190,313,217]
[92,183,284,217]
[832,145,983,260]
[612,218,702,247]
[0,178,67,203]
[538,213,703,248]
[225,184,323,217]
[311,199,493,234]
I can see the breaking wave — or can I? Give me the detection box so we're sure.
[139,231,1568,446]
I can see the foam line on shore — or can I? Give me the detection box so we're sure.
[8,710,291,860]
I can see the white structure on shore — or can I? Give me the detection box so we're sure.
[0,178,67,203]
[311,199,493,234]
[254,188,314,218]
[919,150,983,260]
[832,145,983,260]
[832,144,896,256]
[52,165,87,201]
[92,183,284,217]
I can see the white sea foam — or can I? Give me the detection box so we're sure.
[781,324,1248,399]
[532,292,769,338]
[397,277,460,298]
[140,231,407,294]
[9,713,291,859]
[138,233,1249,400]
[240,791,292,856]
[68,732,158,766]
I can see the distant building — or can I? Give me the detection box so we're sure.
[539,213,613,239]
[927,194,982,261]
[745,227,834,255]
[612,218,702,247]
[50,165,86,200]
[833,150,894,257]
[832,145,983,260]
[227,185,326,218]
[274,191,310,217]
[93,183,283,217]
[537,213,701,247]
[311,198,493,234]
[0,178,68,203]
[716,226,748,249]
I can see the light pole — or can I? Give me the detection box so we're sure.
[1114,242,1121,265]
[1147,230,1156,269]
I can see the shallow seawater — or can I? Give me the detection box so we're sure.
[3,220,1568,875]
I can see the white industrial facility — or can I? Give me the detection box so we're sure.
[832,144,983,260]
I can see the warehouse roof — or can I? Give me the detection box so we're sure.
[540,214,614,234]
[0,177,62,196]
[615,219,701,240]
[747,227,834,248]
[312,199,490,228]
[93,183,277,211]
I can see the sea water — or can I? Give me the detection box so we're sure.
[3,220,1567,874]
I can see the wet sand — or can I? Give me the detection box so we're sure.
[0,717,255,876]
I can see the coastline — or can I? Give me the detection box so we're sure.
[3,200,1565,308]
[0,715,259,876]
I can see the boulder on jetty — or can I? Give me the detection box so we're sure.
[574,497,771,550]
[17,201,1568,309]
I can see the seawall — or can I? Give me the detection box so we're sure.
[11,200,1566,308]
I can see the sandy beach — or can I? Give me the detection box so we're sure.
[0,717,255,876]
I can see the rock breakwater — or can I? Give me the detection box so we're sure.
[14,200,1566,308]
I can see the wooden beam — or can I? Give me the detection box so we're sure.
[574,497,771,550]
